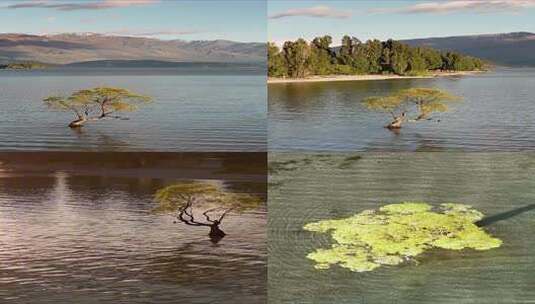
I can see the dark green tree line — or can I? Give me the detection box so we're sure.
[268,35,486,78]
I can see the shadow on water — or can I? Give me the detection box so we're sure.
[476,204,535,227]
[70,127,132,150]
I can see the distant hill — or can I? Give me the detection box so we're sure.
[0,33,266,64]
[64,59,263,69]
[403,32,535,67]
[63,60,265,74]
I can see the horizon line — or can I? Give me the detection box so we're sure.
[269,30,535,46]
[0,32,264,44]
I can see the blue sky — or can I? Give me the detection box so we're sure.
[0,0,266,42]
[269,0,535,45]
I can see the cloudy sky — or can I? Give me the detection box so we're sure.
[0,0,266,42]
[269,0,535,44]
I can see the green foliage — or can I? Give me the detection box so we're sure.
[338,36,355,66]
[43,86,151,120]
[332,64,356,75]
[268,43,287,77]
[283,38,311,78]
[0,61,49,70]
[441,52,482,71]
[366,39,383,74]
[362,95,405,112]
[389,41,409,75]
[407,48,427,74]
[304,202,502,272]
[153,181,262,214]
[268,36,486,78]
[396,88,460,103]
[421,47,443,70]
[309,36,335,75]
[351,45,371,74]
[362,87,461,122]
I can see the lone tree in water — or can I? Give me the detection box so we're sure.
[43,87,152,128]
[153,181,262,243]
[362,88,460,129]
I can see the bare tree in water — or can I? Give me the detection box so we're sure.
[153,181,262,243]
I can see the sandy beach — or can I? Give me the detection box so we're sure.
[267,70,485,84]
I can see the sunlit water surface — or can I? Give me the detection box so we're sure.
[0,153,266,303]
[269,68,535,151]
[269,153,535,304]
[0,67,266,151]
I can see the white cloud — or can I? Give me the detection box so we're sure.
[269,5,351,20]
[370,0,535,14]
[4,0,159,11]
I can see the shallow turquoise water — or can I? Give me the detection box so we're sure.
[269,153,535,304]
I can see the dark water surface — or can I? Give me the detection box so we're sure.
[0,67,266,151]
[269,68,535,151]
[269,153,535,304]
[0,153,267,304]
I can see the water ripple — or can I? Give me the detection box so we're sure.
[0,168,266,303]
[269,152,535,304]
[269,68,535,152]
[0,72,266,151]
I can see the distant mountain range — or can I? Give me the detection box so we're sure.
[0,33,265,64]
[403,32,535,67]
[2,32,535,67]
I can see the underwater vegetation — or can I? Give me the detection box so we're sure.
[304,202,502,272]
[269,154,362,191]
[269,154,361,175]
[268,158,312,175]
[337,155,362,169]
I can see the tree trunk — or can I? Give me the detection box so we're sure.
[68,117,87,128]
[209,224,226,243]
[386,116,404,129]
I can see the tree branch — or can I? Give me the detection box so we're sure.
[218,208,234,222]
[176,200,212,227]
[203,208,220,223]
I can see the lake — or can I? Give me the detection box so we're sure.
[269,152,535,304]
[269,68,535,151]
[0,152,267,304]
[0,67,266,151]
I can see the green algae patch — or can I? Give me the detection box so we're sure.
[304,202,502,272]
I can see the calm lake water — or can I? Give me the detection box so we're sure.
[269,153,535,304]
[0,153,267,304]
[0,67,266,151]
[269,68,535,151]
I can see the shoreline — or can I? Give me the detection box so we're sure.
[267,70,485,84]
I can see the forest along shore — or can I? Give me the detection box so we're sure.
[267,70,485,84]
